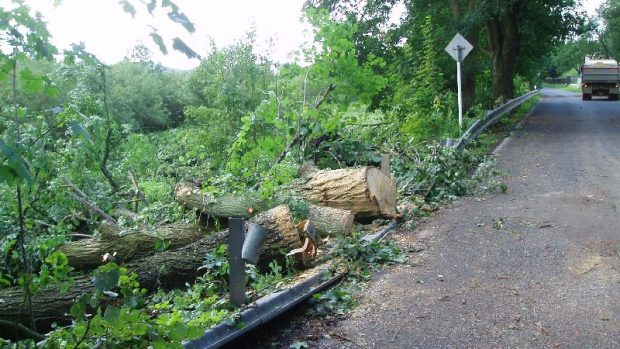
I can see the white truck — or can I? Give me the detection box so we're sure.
[580,59,620,101]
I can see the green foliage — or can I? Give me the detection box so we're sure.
[548,38,602,77]
[600,0,620,59]
[393,15,459,142]
[44,262,224,348]
[0,139,32,184]
[311,285,357,315]
[108,60,187,130]
[309,235,404,315]
[328,235,406,270]
[392,142,508,202]
[247,259,290,296]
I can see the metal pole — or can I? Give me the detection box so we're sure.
[229,218,246,307]
[457,46,463,129]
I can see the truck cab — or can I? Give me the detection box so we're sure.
[580,59,620,101]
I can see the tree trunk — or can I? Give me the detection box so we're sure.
[0,207,303,331]
[308,204,354,236]
[298,167,398,221]
[59,222,209,270]
[175,182,269,219]
[0,276,94,332]
[486,4,522,101]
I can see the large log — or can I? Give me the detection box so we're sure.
[308,204,354,236]
[59,222,209,270]
[1,207,304,330]
[300,167,398,220]
[175,182,269,219]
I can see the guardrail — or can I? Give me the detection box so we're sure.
[452,90,539,150]
[185,220,400,349]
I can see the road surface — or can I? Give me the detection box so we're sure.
[312,89,620,348]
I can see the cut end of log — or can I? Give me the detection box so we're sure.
[365,167,398,217]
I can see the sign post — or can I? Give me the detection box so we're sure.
[445,33,473,129]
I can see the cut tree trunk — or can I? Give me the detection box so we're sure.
[249,205,302,262]
[1,208,303,330]
[308,204,354,236]
[487,4,522,101]
[299,167,398,221]
[59,222,209,270]
[175,182,269,219]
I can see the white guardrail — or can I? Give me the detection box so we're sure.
[452,90,539,150]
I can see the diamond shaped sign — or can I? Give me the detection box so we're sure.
[445,33,473,62]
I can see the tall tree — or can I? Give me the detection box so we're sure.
[599,0,620,59]
[477,0,584,99]
[308,0,584,101]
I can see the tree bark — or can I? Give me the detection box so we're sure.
[175,182,269,219]
[308,204,354,236]
[486,3,523,101]
[298,167,398,221]
[59,222,210,270]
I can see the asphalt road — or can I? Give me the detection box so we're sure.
[314,89,620,348]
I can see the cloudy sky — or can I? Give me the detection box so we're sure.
[4,0,607,70]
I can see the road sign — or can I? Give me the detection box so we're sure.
[445,33,473,62]
[445,33,474,129]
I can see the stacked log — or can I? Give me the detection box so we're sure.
[174,167,396,232]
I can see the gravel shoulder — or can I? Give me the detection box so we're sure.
[313,89,620,349]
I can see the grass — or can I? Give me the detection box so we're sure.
[542,82,581,93]
[468,95,541,157]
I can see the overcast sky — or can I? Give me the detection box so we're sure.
[3,0,608,70]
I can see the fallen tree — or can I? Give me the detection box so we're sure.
[298,166,398,220]
[59,222,210,270]
[0,232,225,330]
[1,206,304,330]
